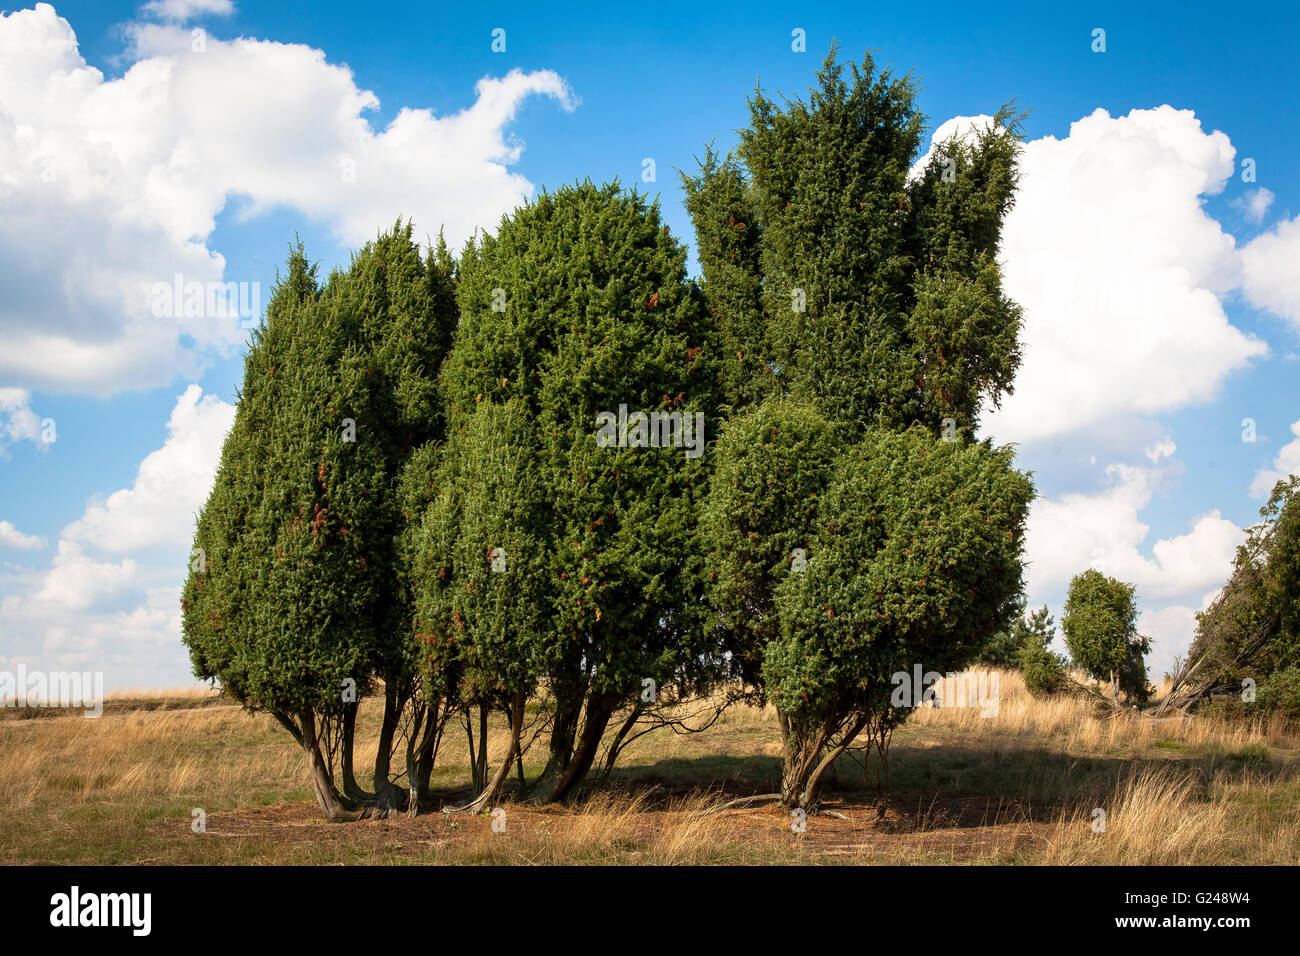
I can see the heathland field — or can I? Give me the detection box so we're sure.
[3,670,1297,865]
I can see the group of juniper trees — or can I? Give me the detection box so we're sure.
[182,48,1038,819]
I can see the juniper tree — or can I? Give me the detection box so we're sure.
[403,399,553,810]
[438,181,718,802]
[1062,570,1151,705]
[1167,475,1300,715]
[701,398,845,692]
[183,224,457,820]
[394,439,461,811]
[765,428,1031,808]
[691,47,1033,807]
[683,45,1023,434]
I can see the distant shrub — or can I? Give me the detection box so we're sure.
[1257,666,1300,718]
[1019,636,1068,696]
[979,602,1056,669]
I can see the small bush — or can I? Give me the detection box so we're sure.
[1257,666,1300,718]
[1019,637,1067,696]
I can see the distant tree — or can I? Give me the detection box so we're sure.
[980,601,1055,668]
[1062,570,1151,705]
[1168,475,1300,715]
[1257,665,1300,717]
[1016,607,1068,696]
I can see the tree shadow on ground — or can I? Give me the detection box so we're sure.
[592,739,1289,830]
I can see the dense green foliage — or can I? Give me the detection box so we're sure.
[183,47,1067,818]
[433,181,718,800]
[767,429,1032,714]
[1063,569,1151,704]
[701,398,846,690]
[1182,476,1300,715]
[683,46,1024,436]
[182,225,458,817]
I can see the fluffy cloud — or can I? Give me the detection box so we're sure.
[0,387,46,456]
[0,520,43,550]
[1023,455,1244,677]
[1240,216,1300,333]
[140,0,234,22]
[1145,437,1176,463]
[977,106,1266,445]
[63,384,234,551]
[1231,187,1274,225]
[1,387,232,686]
[1138,604,1202,680]
[27,541,138,612]
[0,4,576,395]
[1025,462,1243,602]
[1250,416,1300,499]
[915,109,1291,677]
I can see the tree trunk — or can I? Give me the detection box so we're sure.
[546,692,619,803]
[778,711,832,810]
[599,703,643,783]
[533,682,584,798]
[799,714,869,809]
[460,690,526,813]
[476,706,489,793]
[300,710,365,822]
[405,698,443,816]
[340,700,374,804]
[370,682,407,816]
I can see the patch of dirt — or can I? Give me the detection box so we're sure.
[176,790,1054,863]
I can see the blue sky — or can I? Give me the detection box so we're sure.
[2,0,1298,689]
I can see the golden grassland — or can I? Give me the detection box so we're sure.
[2,670,1296,865]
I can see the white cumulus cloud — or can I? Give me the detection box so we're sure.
[0,387,47,456]
[1250,416,1300,499]
[1231,187,1274,224]
[1,386,234,687]
[139,0,234,22]
[1240,215,1300,333]
[0,3,576,395]
[0,520,43,550]
[977,106,1266,445]
[1025,462,1243,602]
[63,384,234,552]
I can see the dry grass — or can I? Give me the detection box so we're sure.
[1039,766,1300,865]
[2,673,1295,864]
[911,668,1295,751]
[104,685,222,701]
